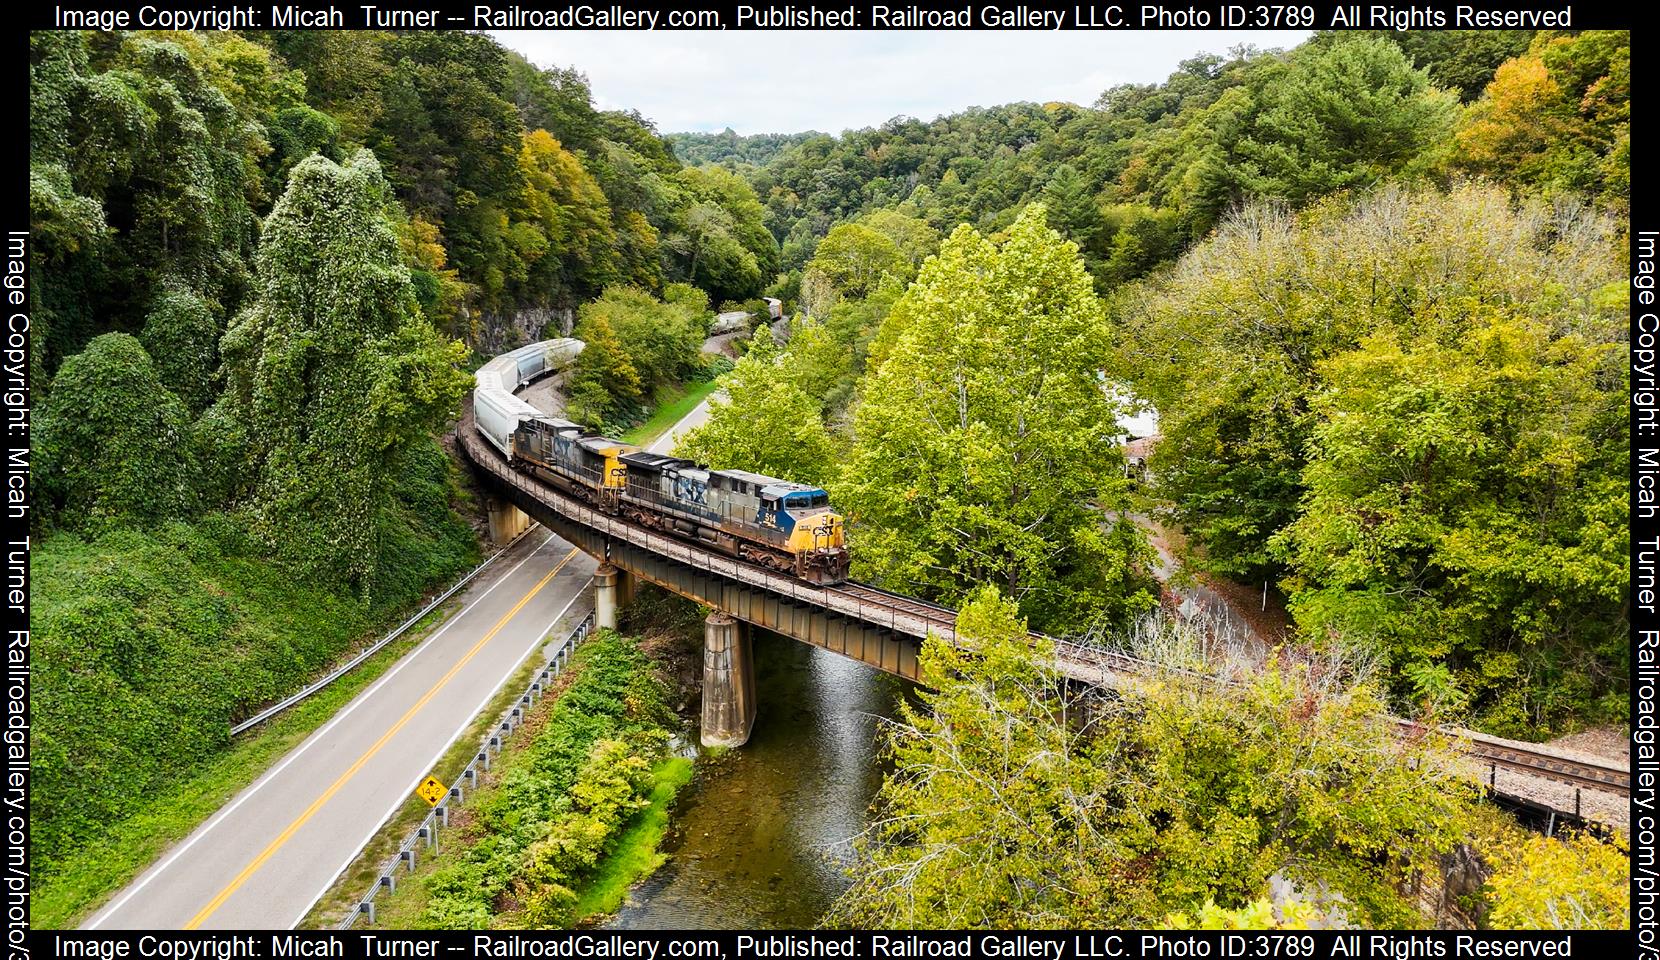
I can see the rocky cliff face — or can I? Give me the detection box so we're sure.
[466,304,576,353]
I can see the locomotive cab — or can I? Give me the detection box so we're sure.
[760,484,848,582]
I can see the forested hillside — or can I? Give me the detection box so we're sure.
[705,31,1624,305]
[28,24,1631,926]
[670,128,823,167]
[27,27,778,890]
[674,29,1630,736]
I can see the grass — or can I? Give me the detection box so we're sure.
[619,379,721,448]
[298,634,582,929]
[32,591,472,930]
[321,633,691,930]
[567,757,695,923]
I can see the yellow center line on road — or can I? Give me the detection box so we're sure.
[184,547,581,929]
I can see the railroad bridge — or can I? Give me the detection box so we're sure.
[459,343,1629,818]
[460,407,1135,743]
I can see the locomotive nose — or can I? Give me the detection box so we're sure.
[786,510,846,552]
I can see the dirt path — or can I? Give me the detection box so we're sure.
[1135,515,1290,651]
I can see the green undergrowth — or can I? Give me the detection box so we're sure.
[563,757,694,923]
[30,442,479,925]
[353,630,685,929]
[618,378,723,448]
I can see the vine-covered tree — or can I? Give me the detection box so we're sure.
[36,333,198,529]
[841,205,1156,632]
[215,150,469,588]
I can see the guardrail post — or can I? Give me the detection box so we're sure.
[418,824,433,849]
[450,785,463,804]
[379,873,396,894]
[400,848,416,872]
[358,901,375,925]
[478,749,490,772]
[437,805,448,827]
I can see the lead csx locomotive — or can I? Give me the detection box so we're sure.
[474,340,850,584]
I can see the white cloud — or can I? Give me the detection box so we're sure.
[492,30,1312,135]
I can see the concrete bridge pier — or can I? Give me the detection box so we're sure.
[701,612,756,748]
[594,563,631,630]
[485,495,530,545]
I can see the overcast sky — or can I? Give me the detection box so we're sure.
[492,31,1312,136]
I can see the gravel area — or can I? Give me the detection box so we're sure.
[1472,760,1628,832]
[1549,725,1629,764]
[518,368,570,416]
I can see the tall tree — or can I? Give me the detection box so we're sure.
[841,205,1156,632]
[1273,317,1627,734]
[215,151,469,588]
[673,330,837,485]
[1231,36,1458,205]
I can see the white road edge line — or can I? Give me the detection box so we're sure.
[84,528,557,930]
[290,570,598,929]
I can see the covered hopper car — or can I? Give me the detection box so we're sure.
[474,343,849,584]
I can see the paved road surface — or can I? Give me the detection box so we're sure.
[85,528,597,930]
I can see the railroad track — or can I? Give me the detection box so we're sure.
[461,421,1630,805]
[842,583,1630,798]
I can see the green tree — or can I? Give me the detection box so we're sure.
[858,208,940,268]
[575,285,705,394]
[1232,36,1457,205]
[565,309,642,429]
[36,333,197,529]
[673,330,837,485]
[139,279,221,412]
[842,205,1156,632]
[831,590,1472,928]
[216,151,469,588]
[801,222,909,314]
[672,165,776,302]
[1038,163,1103,247]
[1273,317,1627,734]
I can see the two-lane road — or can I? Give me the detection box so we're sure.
[86,527,597,929]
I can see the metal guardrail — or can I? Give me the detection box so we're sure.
[230,530,533,737]
[338,610,596,929]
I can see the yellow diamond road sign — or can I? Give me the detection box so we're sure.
[415,775,446,807]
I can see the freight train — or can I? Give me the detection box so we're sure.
[474,340,850,584]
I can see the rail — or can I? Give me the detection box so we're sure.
[230,529,532,737]
[462,398,1636,838]
[461,419,1631,804]
[338,610,596,929]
